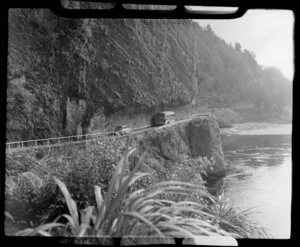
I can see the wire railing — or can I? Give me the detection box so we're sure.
[6,113,211,151]
[6,130,118,151]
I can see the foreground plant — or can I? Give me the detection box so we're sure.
[211,191,271,238]
[14,148,268,240]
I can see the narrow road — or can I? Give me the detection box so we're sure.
[6,113,211,152]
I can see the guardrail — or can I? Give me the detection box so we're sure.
[194,112,212,117]
[6,113,211,151]
[5,125,153,152]
[6,130,118,151]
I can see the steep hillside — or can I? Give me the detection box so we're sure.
[5,115,226,230]
[7,8,292,141]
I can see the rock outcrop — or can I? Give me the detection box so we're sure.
[129,115,227,182]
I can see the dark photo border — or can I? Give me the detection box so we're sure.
[1,1,297,247]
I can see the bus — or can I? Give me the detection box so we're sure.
[152,111,176,126]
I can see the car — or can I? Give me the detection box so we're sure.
[114,125,131,135]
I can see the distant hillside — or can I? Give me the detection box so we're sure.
[7,8,292,141]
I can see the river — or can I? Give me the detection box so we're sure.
[220,124,292,239]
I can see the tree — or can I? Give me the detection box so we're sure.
[206,24,213,33]
[244,49,256,59]
[234,42,241,52]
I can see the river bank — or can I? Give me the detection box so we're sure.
[220,123,292,136]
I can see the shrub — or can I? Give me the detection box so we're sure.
[5,170,46,222]
[14,149,238,240]
[5,151,72,223]
[5,141,128,224]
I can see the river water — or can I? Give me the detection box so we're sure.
[221,127,292,239]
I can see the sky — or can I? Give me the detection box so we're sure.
[194,9,294,81]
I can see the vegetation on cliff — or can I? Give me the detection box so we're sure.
[5,117,269,239]
[5,145,269,240]
[7,8,292,141]
[5,117,223,224]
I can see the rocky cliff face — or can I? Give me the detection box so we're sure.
[7,9,199,141]
[129,115,227,183]
[7,8,292,142]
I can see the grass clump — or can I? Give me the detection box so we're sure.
[210,191,272,238]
